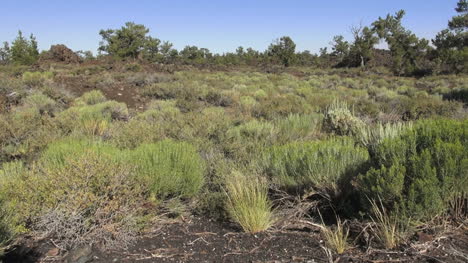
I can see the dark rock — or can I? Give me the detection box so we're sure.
[64,245,93,263]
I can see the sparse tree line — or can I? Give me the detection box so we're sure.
[0,1,466,75]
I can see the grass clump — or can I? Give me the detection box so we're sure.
[225,171,274,233]
[320,217,350,254]
[369,199,408,249]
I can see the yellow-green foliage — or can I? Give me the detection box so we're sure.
[0,152,143,249]
[22,71,53,87]
[264,137,369,193]
[369,199,408,249]
[74,90,107,106]
[323,100,365,136]
[130,140,205,198]
[224,120,277,162]
[274,113,322,143]
[0,107,60,161]
[225,171,274,233]
[40,138,205,199]
[21,92,58,115]
[320,218,349,254]
[58,92,128,136]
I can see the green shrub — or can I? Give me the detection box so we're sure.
[74,90,107,106]
[224,120,277,162]
[358,119,468,221]
[58,97,128,137]
[264,137,369,194]
[109,120,163,149]
[22,71,53,87]
[274,113,322,143]
[36,152,142,249]
[39,138,121,170]
[0,198,12,256]
[0,108,60,161]
[323,100,365,136]
[21,92,58,115]
[129,140,205,198]
[225,171,274,233]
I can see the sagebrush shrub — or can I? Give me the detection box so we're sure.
[36,152,143,249]
[224,120,277,162]
[274,113,322,143]
[264,137,369,194]
[0,107,60,161]
[58,95,128,136]
[323,100,365,136]
[22,71,53,87]
[74,90,107,106]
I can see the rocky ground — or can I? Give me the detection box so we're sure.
[3,216,467,263]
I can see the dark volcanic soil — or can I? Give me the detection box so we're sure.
[3,216,467,263]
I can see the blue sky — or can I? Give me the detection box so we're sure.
[0,0,459,54]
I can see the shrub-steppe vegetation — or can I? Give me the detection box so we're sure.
[0,1,466,262]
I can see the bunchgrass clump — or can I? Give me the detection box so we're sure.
[320,217,350,254]
[369,199,408,249]
[225,171,275,233]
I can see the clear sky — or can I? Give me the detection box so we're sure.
[0,0,459,55]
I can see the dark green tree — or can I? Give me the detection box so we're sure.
[372,10,430,75]
[348,25,379,68]
[98,22,160,59]
[433,0,467,73]
[330,35,350,63]
[10,31,39,65]
[267,36,296,67]
[180,46,212,64]
[0,42,11,64]
[159,41,177,63]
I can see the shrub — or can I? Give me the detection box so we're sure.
[22,71,54,87]
[108,120,163,149]
[58,97,128,137]
[74,90,107,106]
[357,122,413,155]
[274,113,322,143]
[224,120,277,162]
[35,152,143,250]
[129,140,205,198]
[323,100,365,136]
[225,171,274,233]
[21,92,58,115]
[0,108,60,161]
[0,198,12,256]
[358,119,468,221]
[39,138,121,170]
[264,137,369,194]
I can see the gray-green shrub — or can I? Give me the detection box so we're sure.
[264,137,369,194]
